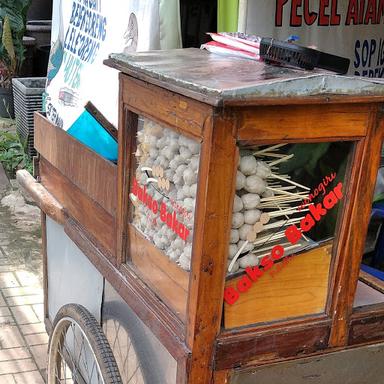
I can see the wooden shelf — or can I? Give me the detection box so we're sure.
[224,243,332,328]
[127,224,189,321]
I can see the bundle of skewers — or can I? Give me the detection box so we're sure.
[227,144,311,275]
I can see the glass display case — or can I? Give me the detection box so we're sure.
[22,48,384,384]
[105,49,384,383]
[224,142,352,328]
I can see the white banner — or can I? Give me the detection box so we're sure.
[239,0,384,77]
[46,0,182,130]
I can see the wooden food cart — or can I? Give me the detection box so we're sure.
[20,48,384,383]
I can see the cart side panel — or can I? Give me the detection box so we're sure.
[45,216,104,323]
[102,281,179,384]
[229,343,384,384]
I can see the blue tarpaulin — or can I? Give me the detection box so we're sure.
[67,110,118,162]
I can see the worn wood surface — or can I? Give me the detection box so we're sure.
[16,169,65,225]
[39,158,116,261]
[186,112,237,384]
[176,356,190,384]
[121,75,210,140]
[349,303,384,345]
[34,112,117,217]
[85,101,118,140]
[116,105,137,266]
[237,104,370,142]
[41,212,49,325]
[215,318,330,370]
[64,216,190,360]
[359,270,384,294]
[128,224,189,321]
[329,107,384,347]
[224,244,332,329]
[213,370,230,384]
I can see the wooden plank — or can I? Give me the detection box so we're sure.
[128,224,189,321]
[39,158,116,261]
[237,104,371,142]
[16,169,65,225]
[116,105,137,265]
[64,216,190,360]
[121,75,211,139]
[349,304,384,345]
[41,212,49,325]
[176,356,190,384]
[186,112,238,384]
[34,112,117,217]
[224,244,332,329]
[329,107,384,347]
[213,370,230,383]
[359,270,384,294]
[225,95,384,107]
[214,319,330,370]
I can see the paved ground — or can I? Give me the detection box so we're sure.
[0,168,47,383]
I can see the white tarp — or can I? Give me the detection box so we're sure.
[46,0,182,130]
[238,0,384,77]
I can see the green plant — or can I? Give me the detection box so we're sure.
[0,130,32,177]
[0,0,31,88]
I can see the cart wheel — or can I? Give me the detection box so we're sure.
[47,304,122,384]
[103,301,158,383]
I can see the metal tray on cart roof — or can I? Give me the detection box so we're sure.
[105,48,384,106]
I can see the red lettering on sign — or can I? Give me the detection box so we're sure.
[318,0,330,26]
[346,0,359,25]
[224,181,344,305]
[365,0,378,24]
[304,0,317,24]
[290,0,303,26]
[378,0,384,23]
[276,0,289,26]
[330,0,341,24]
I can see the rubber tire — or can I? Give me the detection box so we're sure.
[48,303,122,384]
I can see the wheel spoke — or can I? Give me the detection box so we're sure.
[48,305,123,384]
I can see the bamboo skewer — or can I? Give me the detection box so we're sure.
[252,243,302,260]
[269,173,311,191]
[260,217,304,232]
[253,143,287,156]
[266,187,309,199]
[228,240,249,272]
[269,207,309,218]
[252,231,286,245]
[261,193,305,201]
[268,154,294,166]
[253,241,292,254]
[254,152,287,158]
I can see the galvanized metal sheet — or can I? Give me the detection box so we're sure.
[231,343,384,384]
[106,48,384,105]
[46,217,103,322]
[102,281,178,384]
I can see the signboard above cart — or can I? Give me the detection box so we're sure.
[46,0,182,131]
[223,0,384,78]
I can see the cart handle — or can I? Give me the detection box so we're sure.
[16,170,65,225]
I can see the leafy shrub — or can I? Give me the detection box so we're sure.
[0,0,31,87]
[0,130,32,177]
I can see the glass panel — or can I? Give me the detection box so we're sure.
[224,142,352,328]
[129,117,201,272]
[355,144,384,308]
